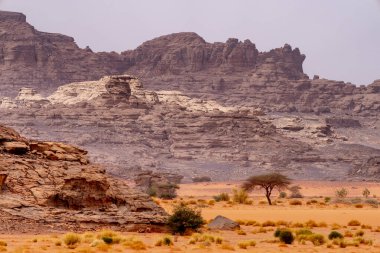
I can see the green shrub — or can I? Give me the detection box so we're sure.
[328,231,343,240]
[102,237,113,244]
[213,193,230,202]
[324,197,331,203]
[167,204,204,235]
[278,230,294,244]
[279,192,287,198]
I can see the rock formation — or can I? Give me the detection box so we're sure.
[0,11,379,181]
[0,11,378,116]
[0,75,378,181]
[0,124,167,233]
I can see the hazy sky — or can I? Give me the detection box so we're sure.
[1,0,379,85]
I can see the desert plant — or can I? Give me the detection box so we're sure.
[348,220,361,226]
[324,197,331,203]
[279,191,287,198]
[288,185,303,198]
[213,193,230,202]
[328,231,343,240]
[335,188,348,198]
[155,235,173,246]
[295,229,313,236]
[167,204,204,235]
[308,234,326,246]
[289,199,302,205]
[355,230,364,237]
[277,229,294,244]
[232,188,249,204]
[63,233,81,247]
[262,220,276,227]
[192,176,211,183]
[362,188,370,198]
[242,173,291,205]
[364,198,379,207]
[123,237,146,250]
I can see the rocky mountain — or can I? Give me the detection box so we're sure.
[0,10,379,181]
[1,75,378,181]
[0,10,378,115]
[0,124,167,233]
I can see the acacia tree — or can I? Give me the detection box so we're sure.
[242,173,291,205]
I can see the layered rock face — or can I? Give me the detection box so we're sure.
[1,75,378,181]
[1,10,378,116]
[0,124,167,233]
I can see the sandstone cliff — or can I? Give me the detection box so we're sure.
[1,75,378,181]
[0,124,167,233]
[0,11,378,115]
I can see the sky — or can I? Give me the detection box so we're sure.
[1,0,379,85]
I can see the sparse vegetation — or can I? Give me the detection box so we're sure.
[335,188,348,198]
[63,233,81,248]
[167,203,205,235]
[276,229,294,244]
[328,231,343,240]
[192,176,212,183]
[232,188,249,204]
[213,192,230,202]
[155,235,173,246]
[289,199,302,205]
[348,220,361,226]
[288,185,303,198]
[242,173,291,205]
[362,188,370,198]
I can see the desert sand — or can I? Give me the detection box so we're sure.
[1,181,380,252]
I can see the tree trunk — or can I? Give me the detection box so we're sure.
[265,192,272,205]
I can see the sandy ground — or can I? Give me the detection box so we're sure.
[1,181,380,252]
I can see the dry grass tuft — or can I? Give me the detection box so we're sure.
[348,220,361,226]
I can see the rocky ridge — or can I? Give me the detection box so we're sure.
[0,75,378,181]
[0,124,167,233]
[0,11,378,116]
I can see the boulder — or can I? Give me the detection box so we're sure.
[207,215,240,230]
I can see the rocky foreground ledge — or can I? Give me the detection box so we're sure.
[0,124,167,233]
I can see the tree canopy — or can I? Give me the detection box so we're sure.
[242,173,291,205]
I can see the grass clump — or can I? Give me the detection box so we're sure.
[0,242,6,247]
[328,231,343,240]
[219,243,235,250]
[355,230,364,237]
[237,240,256,249]
[63,233,81,248]
[155,235,173,246]
[236,230,247,235]
[232,188,249,204]
[167,203,204,235]
[213,193,230,202]
[123,237,146,250]
[348,220,361,226]
[289,200,302,205]
[262,220,276,227]
[298,233,326,246]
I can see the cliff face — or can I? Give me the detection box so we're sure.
[0,123,167,233]
[1,11,378,114]
[1,75,379,181]
[0,11,125,96]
